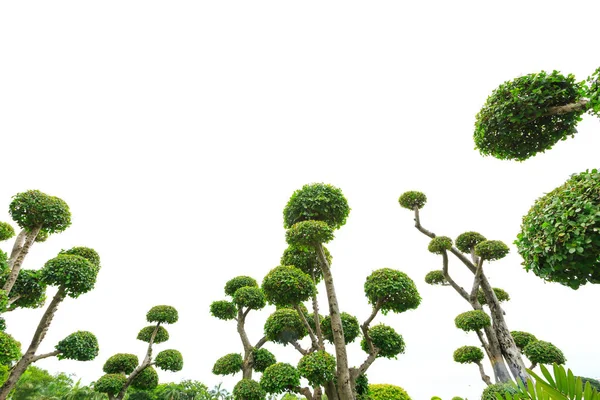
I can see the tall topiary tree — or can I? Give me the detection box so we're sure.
[399,191,527,385]
[94,305,183,400]
[210,183,421,400]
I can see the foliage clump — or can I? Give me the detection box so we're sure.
[283,183,350,230]
[233,286,267,310]
[398,191,427,210]
[516,169,600,289]
[260,363,300,394]
[424,270,446,285]
[95,374,127,396]
[252,348,276,372]
[41,254,99,298]
[155,349,183,371]
[0,222,15,241]
[103,353,139,374]
[262,266,314,307]
[225,276,258,297]
[59,247,101,267]
[587,67,600,117]
[0,332,21,365]
[280,245,331,283]
[264,309,307,345]
[428,236,453,254]
[474,240,509,261]
[137,326,169,344]
[477,287,510,305]
[368,383,412,400]
[454,310,491,332]
[212,353,243,376]
[523,340,566,365]
[511,331,537,351]
[210,300,237,320]
[453,345,484,364]
[321,312,360,344]
[9,190,72,233]
[364,268,421,314]
[233,379,265,400]
[285,221,334,246]
[1,269,47,309]
[146,305,179,324]
[55,331,99,361]
[361,324,405,359]
[456,232,487,253]
[131,366,158,390]
[481,382,519,400]
[297,351,336,386]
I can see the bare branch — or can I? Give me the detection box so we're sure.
[476,361,492,386]
[441,251,470,301]
[470,258,484,303]
[291,340,309,356]
[30,350,60,363]
[295,304,319,350]
[254,336,267,349]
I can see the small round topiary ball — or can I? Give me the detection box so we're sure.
[454,310,491,332]
[95,373,127,396]
[511,331,537,351]
[321,312,360,344]
[233,286,267,310]
[283,183,350,230]
[103,353,139,374]
[264,309,307,345]
[428,236,453,254]
[361,324,405,359]
[260,363,301,394]
[212,353,243,376]
[481,382,519,400]
[131,366,158,390]
[155,349,183,372]
[59,247,101,268]
[262,265,314,307]
[398,191,427,210]
[0,222,15,241]
[297,350,336,386]
[475,240,509,261]
[453,346,484,364]
[455,232,487,253]
[0,331,21,365]
[225,276,258,297]
[137,326,169,344]
[55,331,99,361]
[523,340,566,365]
[210,300,237,321]
[368,383,412,400]
[285,220,334,246]
[477,288,510,306]
[280,244,330,282]
[9,190,71,233]
[41,254,98,298]
[147,305,179,324]
[252,348,276,372]
[233,379,266,400]
[425,270,446,285]
[364,268,421,314]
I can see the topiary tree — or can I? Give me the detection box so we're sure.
[0,245,101,398]
[399,192,528,385]
[473,67,600,161]
[453,345,491,385]
[210,183,421,400]
[94,305,183,400]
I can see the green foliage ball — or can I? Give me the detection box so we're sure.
[147,305,179,324]
[1,269,47,309]
[260,362,300,394]
[210,300,237,320]
[474,70,584,161]
[233,286,266,310]
[286,220,334,246]
[131,366,159,390]
[453,346,484,364]
[103,353,139,374]
[398,191,427,210]
[523,340,566,365]
[361,324,405,359]
[225,276,258,297]
[59,247,101,267]
[516,169,600,289]
[481,382,519,400]
[425,270,446,285]
[452,397,465,400]
[34,229,49,243]
[475,240,509,261]
[155,349,183,372]
[511,331,537,351]
[364,268,421,314]
[477,288,510,305]
[0,222,15,241]
[9,190,72,233]
[368,384,412,400]
[355,373,369,398]
[233,379,266,400]
[0,331,21,365]
[212,353,243,376]
[41,254,98,298]
[428,236,453,254]
[454,310,491,332]
[586,67,600,117]
[262,266,315,307]
[95,373,127,396]
[283,183,350,230]
[321,312,360,344]
[137,326,169,344]
[456,232,487,253]
[0,291,7,313]
[252,348,276,372]
[264,309,307,345]
[0,251,8,274]
[297,350,336,386]
[280,244,331,282]
[55,331,99,361]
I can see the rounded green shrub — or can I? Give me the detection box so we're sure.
[0,331,21,365]
[452,397,465,400]
[425,270,446,285]
[456,232,487,253]
[95,373,127,396]
[361,324,405,359]
[155,349,183,371]
[59,247,101,267]
[233,379,265,400]
[368,383,411,400]
[0,251,8,274]
[511,331,537,351]
[210,300,237,320]
[212,353,243,376]
[252,348,276,372]
[9,190,71,233]
[2,269,47,309]
[147,305,179,324]
[453,346,484,364]
[481,382,519,400]
[455,310,491,332]
[586,67,600,117]
[260,363,300,394]
[516,169,600,289]
[0,222,15,241]
[131,366,158,390]
[283,183,350,230]
[103,353,139,374]
[297,350,336,386]
[34,229,49,243]
[233,286,266,310]
[475,240,509,261]
[262,266,314,307]
[137,326,169,344]
[281,244,331,282]
[523,340,566,365]
[477,287,510,305]
[225,276,258,297]
[264,309,307,345]
[286,220,334,246]
[398,191,427,210]
[41,255,98,298]
[321,312,360,344]
[428,236,453,254]
[55,331,99,361]
[474,70,584,161]
[364,268,421,314]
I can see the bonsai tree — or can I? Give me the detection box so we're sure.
[453,344,491,386]
[95,305,183,400]
[399,191,527,385]
[0,247,101,398]
[474,67,599,161]
[210,183,421,400]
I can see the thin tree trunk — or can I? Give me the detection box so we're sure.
[316,243,354,400]
[476,361,492,386]
[311,271,325,350]
[547,99,589,115]
[325,381,340,400]
[3,226,41,295]
[235,308,254,380]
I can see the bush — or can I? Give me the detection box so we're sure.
[9,190,71,233]
[285,221,334,246]
[131,366,158,390]
[364,268,421,314]
[137,326,169,344]
[281,244,331,282]
[262,266,314,307]
[155,349,183,371]
[428,236,453,254]
[321,312,360,344]
[233,286,267,310]
[455,310,491,332]
[297,351,336,386]
[95,374,127,396]
[41,254,99,298]
[511,331,537,351]
[212,353,243,376]
[425,270,446,285]
[283,183,350,230]
[146,305,179,324]
[398,191,427,210]
[233,379,265,400]
[103,353,139,374]
[55,331,99,361]
[456,232,486,253]
[361,324,405,359]
[252,348,276,372]
[368,383,411,400]
[210,300,237,320]
[474,240,509,261]
[481,382,518,400]
[453,346,484,364]
[477,287,510,305]
[0,331,21,365]
[225,276,258,297]
[260,363,300,394]
[523,340,566,365]
[264,309,307,345]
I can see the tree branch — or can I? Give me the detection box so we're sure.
[297,386,314,400]
[547,99,589,115]
[30,350,60,363]
[295,304,318,350]
[441,251,470,301]
[4,226,41,295]
[311,271,325,350]
[254,336,267,350]
[470,258,484,303]
[290,340,309,356]
[476,361,492,386]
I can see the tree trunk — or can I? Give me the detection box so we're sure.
[547,99,589,116]
[3,226,41,296]
[0,287,66,399]
[316,244,354,400]
[476,361,492,386]
[325,381,340,400]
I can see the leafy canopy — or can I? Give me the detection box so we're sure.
[283,183,350,230]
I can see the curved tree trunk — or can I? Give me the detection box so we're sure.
[3,226,41,296]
